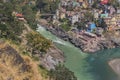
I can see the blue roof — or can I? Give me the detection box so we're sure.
[87,23,96,32]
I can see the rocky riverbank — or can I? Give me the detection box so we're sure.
[40,46,65,70]
[38,19,120,53]
[21,22,65,71]
[109,59,120,79]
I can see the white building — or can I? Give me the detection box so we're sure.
[72,14,79,25]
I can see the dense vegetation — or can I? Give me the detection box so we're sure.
[59,18,72,31]
[22,3,37,29]
[26,32,51,53]
[0,2,24,43]
[36,0,60,14]
[0,0,53,52]
[49,65,77,80]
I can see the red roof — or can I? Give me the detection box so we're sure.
[101,0,108,4]
[16,13,23,17]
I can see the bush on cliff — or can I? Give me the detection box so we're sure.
[22,4,37,29]
[26,32,52,53]
[49,65,77,80]
[59,18,71,31]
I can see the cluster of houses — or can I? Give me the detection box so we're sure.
[104,14,120,31]
[53,0,120,33]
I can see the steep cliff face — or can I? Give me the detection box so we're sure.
[40,46,64,70]
[0,42,43,80]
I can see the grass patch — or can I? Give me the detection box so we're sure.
[38,64,49,79]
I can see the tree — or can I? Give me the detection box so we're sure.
[22,5,37,29]
[2,2,14,17]
[49,65,77,80]
[100,18,107,29]
[26,32,51,53]
[36,0,59,13]
[84,11,94,22]
[0,24,8,38]
[75,21,86,30]
[109,0,120,8]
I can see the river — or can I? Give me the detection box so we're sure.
[37,24,119,80]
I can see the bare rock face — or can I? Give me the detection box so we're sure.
[40,46,65,70]
[109,59,120,77]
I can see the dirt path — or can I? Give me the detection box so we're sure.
[20,23,33,46]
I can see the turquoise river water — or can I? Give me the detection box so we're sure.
[37,24,120,80]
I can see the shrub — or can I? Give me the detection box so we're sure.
[26,32,51,53]
[49,65,77,80]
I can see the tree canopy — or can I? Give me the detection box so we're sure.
[49,65,77,80]
[36,0,59,13]
[26,32,51,53]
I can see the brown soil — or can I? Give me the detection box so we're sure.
[0,43,43,80]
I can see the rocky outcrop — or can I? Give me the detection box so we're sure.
[40,46,65,70]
